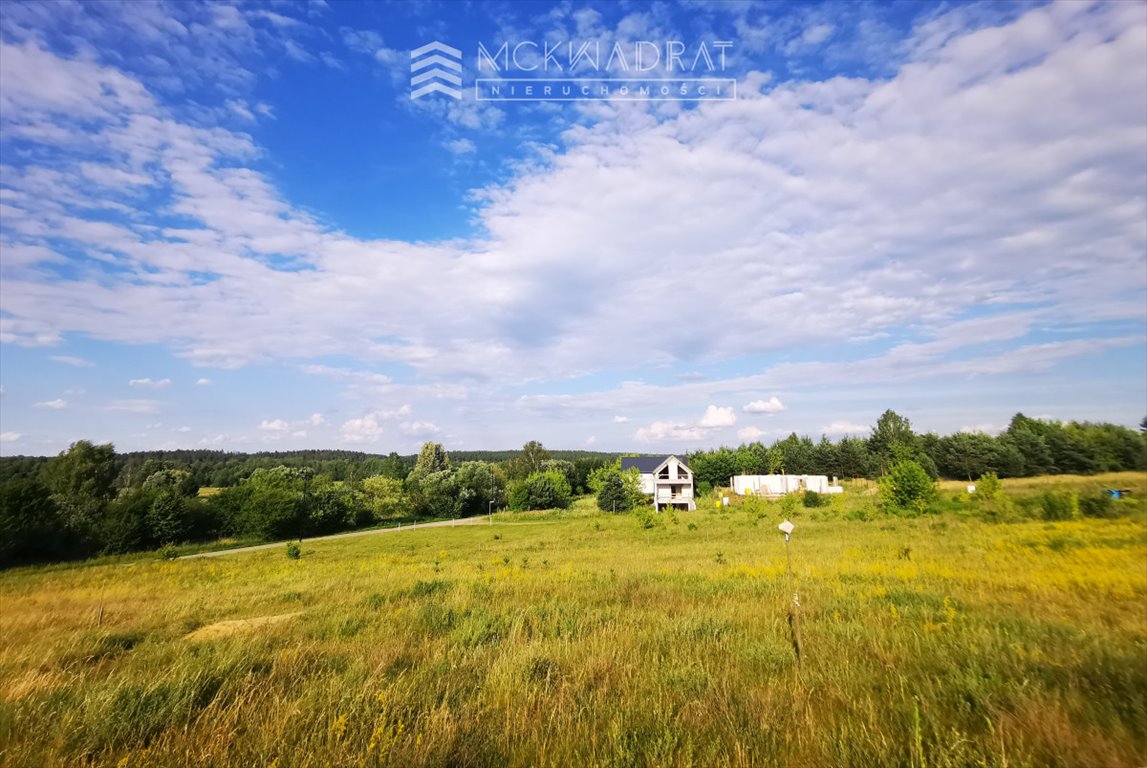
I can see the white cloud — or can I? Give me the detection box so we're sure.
[130,377,171,388]
[698,405,737,428]
[340,413,383,444]
[612,415,630,423]
[737,426,765,441]
[445,138,476,155]
[1,2,1144,451]
[50,355,94,367]
[400,420,441,437]
[258,418,290,432]
[79,162,152,188]
[338,404,412,444]
[33,399,67,409]
[196,378,211,385]
[309,413,326,425]
[635,421,704,443]
[744,397,786,414]
[802,24,833,46]
[0,432,21,442]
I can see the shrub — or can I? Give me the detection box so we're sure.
[509,470,572,511]
[879,460,937,515]
[1039,491,1079,521]
[779,493,799,515]
[802,490,829,508]
[1079,493,1117,519]
[975,472,1002,500]
[596,470,642,513]
[286,542,301,560]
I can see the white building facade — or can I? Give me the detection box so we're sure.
[732,474,843,496]
[621,455,697,512]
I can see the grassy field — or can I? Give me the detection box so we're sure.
[1,473,1145,767]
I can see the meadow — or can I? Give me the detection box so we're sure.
[1,473,1145,767]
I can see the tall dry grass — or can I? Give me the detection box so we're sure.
[1,473,1144,767]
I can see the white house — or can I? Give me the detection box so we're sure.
[732,474,843,497]
[620,455,696,511]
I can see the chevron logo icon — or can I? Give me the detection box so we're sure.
[410,41,462,99]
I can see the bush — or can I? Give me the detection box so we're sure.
[286,542,301,560]
[1079,493,1117,519]
[879,460,936,515]
[508,470,572,511]
[975,472,1002,500]
[802,490,829,508]
[596,469,643,513]
[1039,491,1079,521]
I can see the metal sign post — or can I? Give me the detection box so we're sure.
[779,519,803,667]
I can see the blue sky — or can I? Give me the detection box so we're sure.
[0,0,1144,456]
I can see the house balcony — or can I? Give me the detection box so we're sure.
[655,488,694,502]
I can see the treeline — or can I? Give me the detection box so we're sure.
[0,439,614,568]
[687,411,1146,491]
[0,447,624,489]
[3,411,1142,568]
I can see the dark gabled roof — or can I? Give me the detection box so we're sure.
[621,455,670,473]
[621,455,692,474]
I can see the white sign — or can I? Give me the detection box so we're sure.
[778,520,794,535]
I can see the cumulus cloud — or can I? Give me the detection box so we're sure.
[258,418,290,432]
[33,399,67,409]
[339,404,413,443]
[637,404,737,443]
[340,413,383,444]
[196,378,211,385]
[400,420,441,437]
[1,1,1144,451]
[737,426,765,441]
[744,397,785,414]
[698,405,737,428]
[0,432,21,442]
[635,421,704,443]
[3,2,1142,389]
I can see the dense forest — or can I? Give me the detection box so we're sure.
[1,411,1143,568]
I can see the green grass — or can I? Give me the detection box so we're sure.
[1,473,1145,767]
